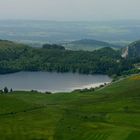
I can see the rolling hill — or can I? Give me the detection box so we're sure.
[62,39,122,51]
[0,74,140,140]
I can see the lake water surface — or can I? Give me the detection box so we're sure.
[0,72,112,93]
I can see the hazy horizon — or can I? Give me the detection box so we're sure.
[0,19,140,22]
[0,0,140,21]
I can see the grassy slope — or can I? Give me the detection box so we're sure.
[0,75,140,140]
[0,40,29,49]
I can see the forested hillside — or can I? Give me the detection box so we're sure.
[127,40,140,58]
[0,40,133,75]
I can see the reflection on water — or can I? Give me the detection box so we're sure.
[0,72,112,93]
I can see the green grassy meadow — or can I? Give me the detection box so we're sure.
[0,75,140,140]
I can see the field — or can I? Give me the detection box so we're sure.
[0,75,140,140]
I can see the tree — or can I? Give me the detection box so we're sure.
[4,87,8,93]
[10,88,13,92]
[0,90,3,94]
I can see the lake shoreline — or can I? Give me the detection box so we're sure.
[0,70,111,76]
[0,71,112,93]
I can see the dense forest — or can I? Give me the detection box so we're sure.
[0,40,135,76]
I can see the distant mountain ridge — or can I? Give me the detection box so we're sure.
[62,39,122,51]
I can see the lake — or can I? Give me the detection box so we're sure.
[0,72,112,93]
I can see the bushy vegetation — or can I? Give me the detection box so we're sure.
[127,40,140,58]
[42,43,65,50]
[0,40,133,75]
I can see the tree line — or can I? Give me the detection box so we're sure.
[0,87,13,94]
[0,42,134,76]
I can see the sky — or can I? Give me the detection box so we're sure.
[0,0,140,21]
